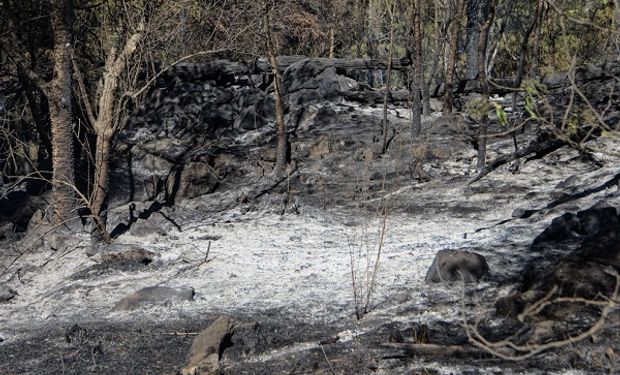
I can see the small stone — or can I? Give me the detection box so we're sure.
[113,285,194,311]
[425,250,489,283]
[182,316,235,375]
[0,283,17,302]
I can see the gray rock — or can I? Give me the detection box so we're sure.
[181,316,235,375]
[511,208,537,219]
[533,204,619,247]
[425,250,489,283]
[0,282,17,302]
[113,285,194,311]
[283,58,356,105]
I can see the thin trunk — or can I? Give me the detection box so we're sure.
[510,0,543,154]
[443,0,465,115]
[329,26,335,58]
[19,73,53,188]
[486,20,504,78]
[381,1,396,154]
[466,0,485,80]
[88,23,144,241]
[424,1,444,112]
[90,132,113,242]
[476,0,496,172]
[411,0,423,138]
[511,0,543,112]
[265,6,288,178]
[48,0,76,224]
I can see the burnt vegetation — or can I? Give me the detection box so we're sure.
[0,0,619,374]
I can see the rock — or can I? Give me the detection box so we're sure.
[128,213,179,237]
[99,245,157,266]
[533,204,619,246]
[181,316,235,375]
[532,212,581,245]
[222,321,269,361]
[283,58,357,106]
[0,222,14,241]
[113,285,194,311]
[526,227,620,301]
[425,250,489,283]
[511,208,537,219]
[0,282,17,302]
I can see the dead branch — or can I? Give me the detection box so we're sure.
[469,138,565,184]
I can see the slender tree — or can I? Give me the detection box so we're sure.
[381,0,397,154]
[47,0,76,223]
[264,1,289,178]
[86,21,145,242]
[465,0,487,80]
[411,0,423,138]
[443,0,465,115]
[476,0,496,171]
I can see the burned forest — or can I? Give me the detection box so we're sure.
[1,0,620,374]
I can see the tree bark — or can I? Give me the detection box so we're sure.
[411,0,423,138]
[466,0,487,80]
[265,5,289,178]
[47,0,76,224]
[381,0,396,154]
[511,0,543,112]
[476,0,495,172]
[443,0,465,115]
[328,26,335,58]
[88,24,144,241]
[423,1,445,114]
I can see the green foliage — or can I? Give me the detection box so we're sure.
[465,97,492,122]
[494,102,509,126]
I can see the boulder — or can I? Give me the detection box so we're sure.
[425,250,489,283]
[181,316,235,375]
[533,204,619,247]
[283,58,357,106]
[113,285,194,311]
[0,282,17,302]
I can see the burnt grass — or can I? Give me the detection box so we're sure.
[1,312,613,374]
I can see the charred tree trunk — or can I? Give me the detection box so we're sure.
[18,71,53,192]
[265,5,289,178]
[466,0,487,80]
[48,0,76,224]
[510,0,543,154]
[511,0,543,112]
[443,0,465,115]
[411,0,423,138]
[423,1,445,114]
[381,0,396,154]
[476,0,495,171]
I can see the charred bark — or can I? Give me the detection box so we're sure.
[443,0,466,115]
[476,0,495,172]
[47,0,76,224]
[265,4,289,178]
